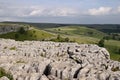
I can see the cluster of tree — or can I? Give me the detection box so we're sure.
[116,48,120,55]
[87,32,93,35]
[98,38,105,47]
[14,27,35,41]
[18,27,26,34]
[104,33,120,41]
[14,27,26,39]
[50,35,74,42]
[98,38,120,55]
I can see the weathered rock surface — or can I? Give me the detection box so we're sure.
[0,39,120,80]
[0,76,9,80]
[0,24,30,34]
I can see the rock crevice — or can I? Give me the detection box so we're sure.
[0,39,120,80]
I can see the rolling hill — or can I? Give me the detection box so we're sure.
[2,22,120,33]
[44,26,106,38]
[0,22,120,61]
[0,27,54,41]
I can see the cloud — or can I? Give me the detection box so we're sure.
[0,5,78,17]
[29,7,78,17]
[88,7,112,15]
[0,1,120,24]
[48,8,77,16]
[117,6,120,13]
[29,6,46,16]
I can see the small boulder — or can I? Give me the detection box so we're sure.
[0,76,9,80]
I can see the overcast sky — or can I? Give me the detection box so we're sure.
[0,0,120,24]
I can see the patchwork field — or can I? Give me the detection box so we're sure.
[44,26,106,38]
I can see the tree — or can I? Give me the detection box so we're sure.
[2,27,5,31]
[42,39,45,41]
[117,48,120,54]
[87,32,93,35]
[65,37,69,42]
[18,27,26,34]
[58,29,61,31]
[56,35,64,42]
[34,35,37,38]
[103,36,110,41]
[15,33,19,39]
[98,39,105,47]
[57,34,61,40]
[33,30,36,33]
[42,33,44,36]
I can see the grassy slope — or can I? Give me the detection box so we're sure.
[0,28,54,41]
[105,40,120,61]
[44,26,106,38]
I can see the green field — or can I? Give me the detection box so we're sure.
[105,40,120,61]
[44,26,106,38]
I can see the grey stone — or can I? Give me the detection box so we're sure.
[0,76,9,80]
[0,39,120,80]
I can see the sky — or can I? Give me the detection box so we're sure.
[0,0,120,24]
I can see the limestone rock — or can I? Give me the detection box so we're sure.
[0,39,120,80]
[40,75,49,80]
[0,76,9,80]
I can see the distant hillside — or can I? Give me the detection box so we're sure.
[1,21,67,28]
[2,21,120,33]
[44,26,106,39]
[85,24,120,33]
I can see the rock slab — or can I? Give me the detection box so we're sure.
[0,39,120,80]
